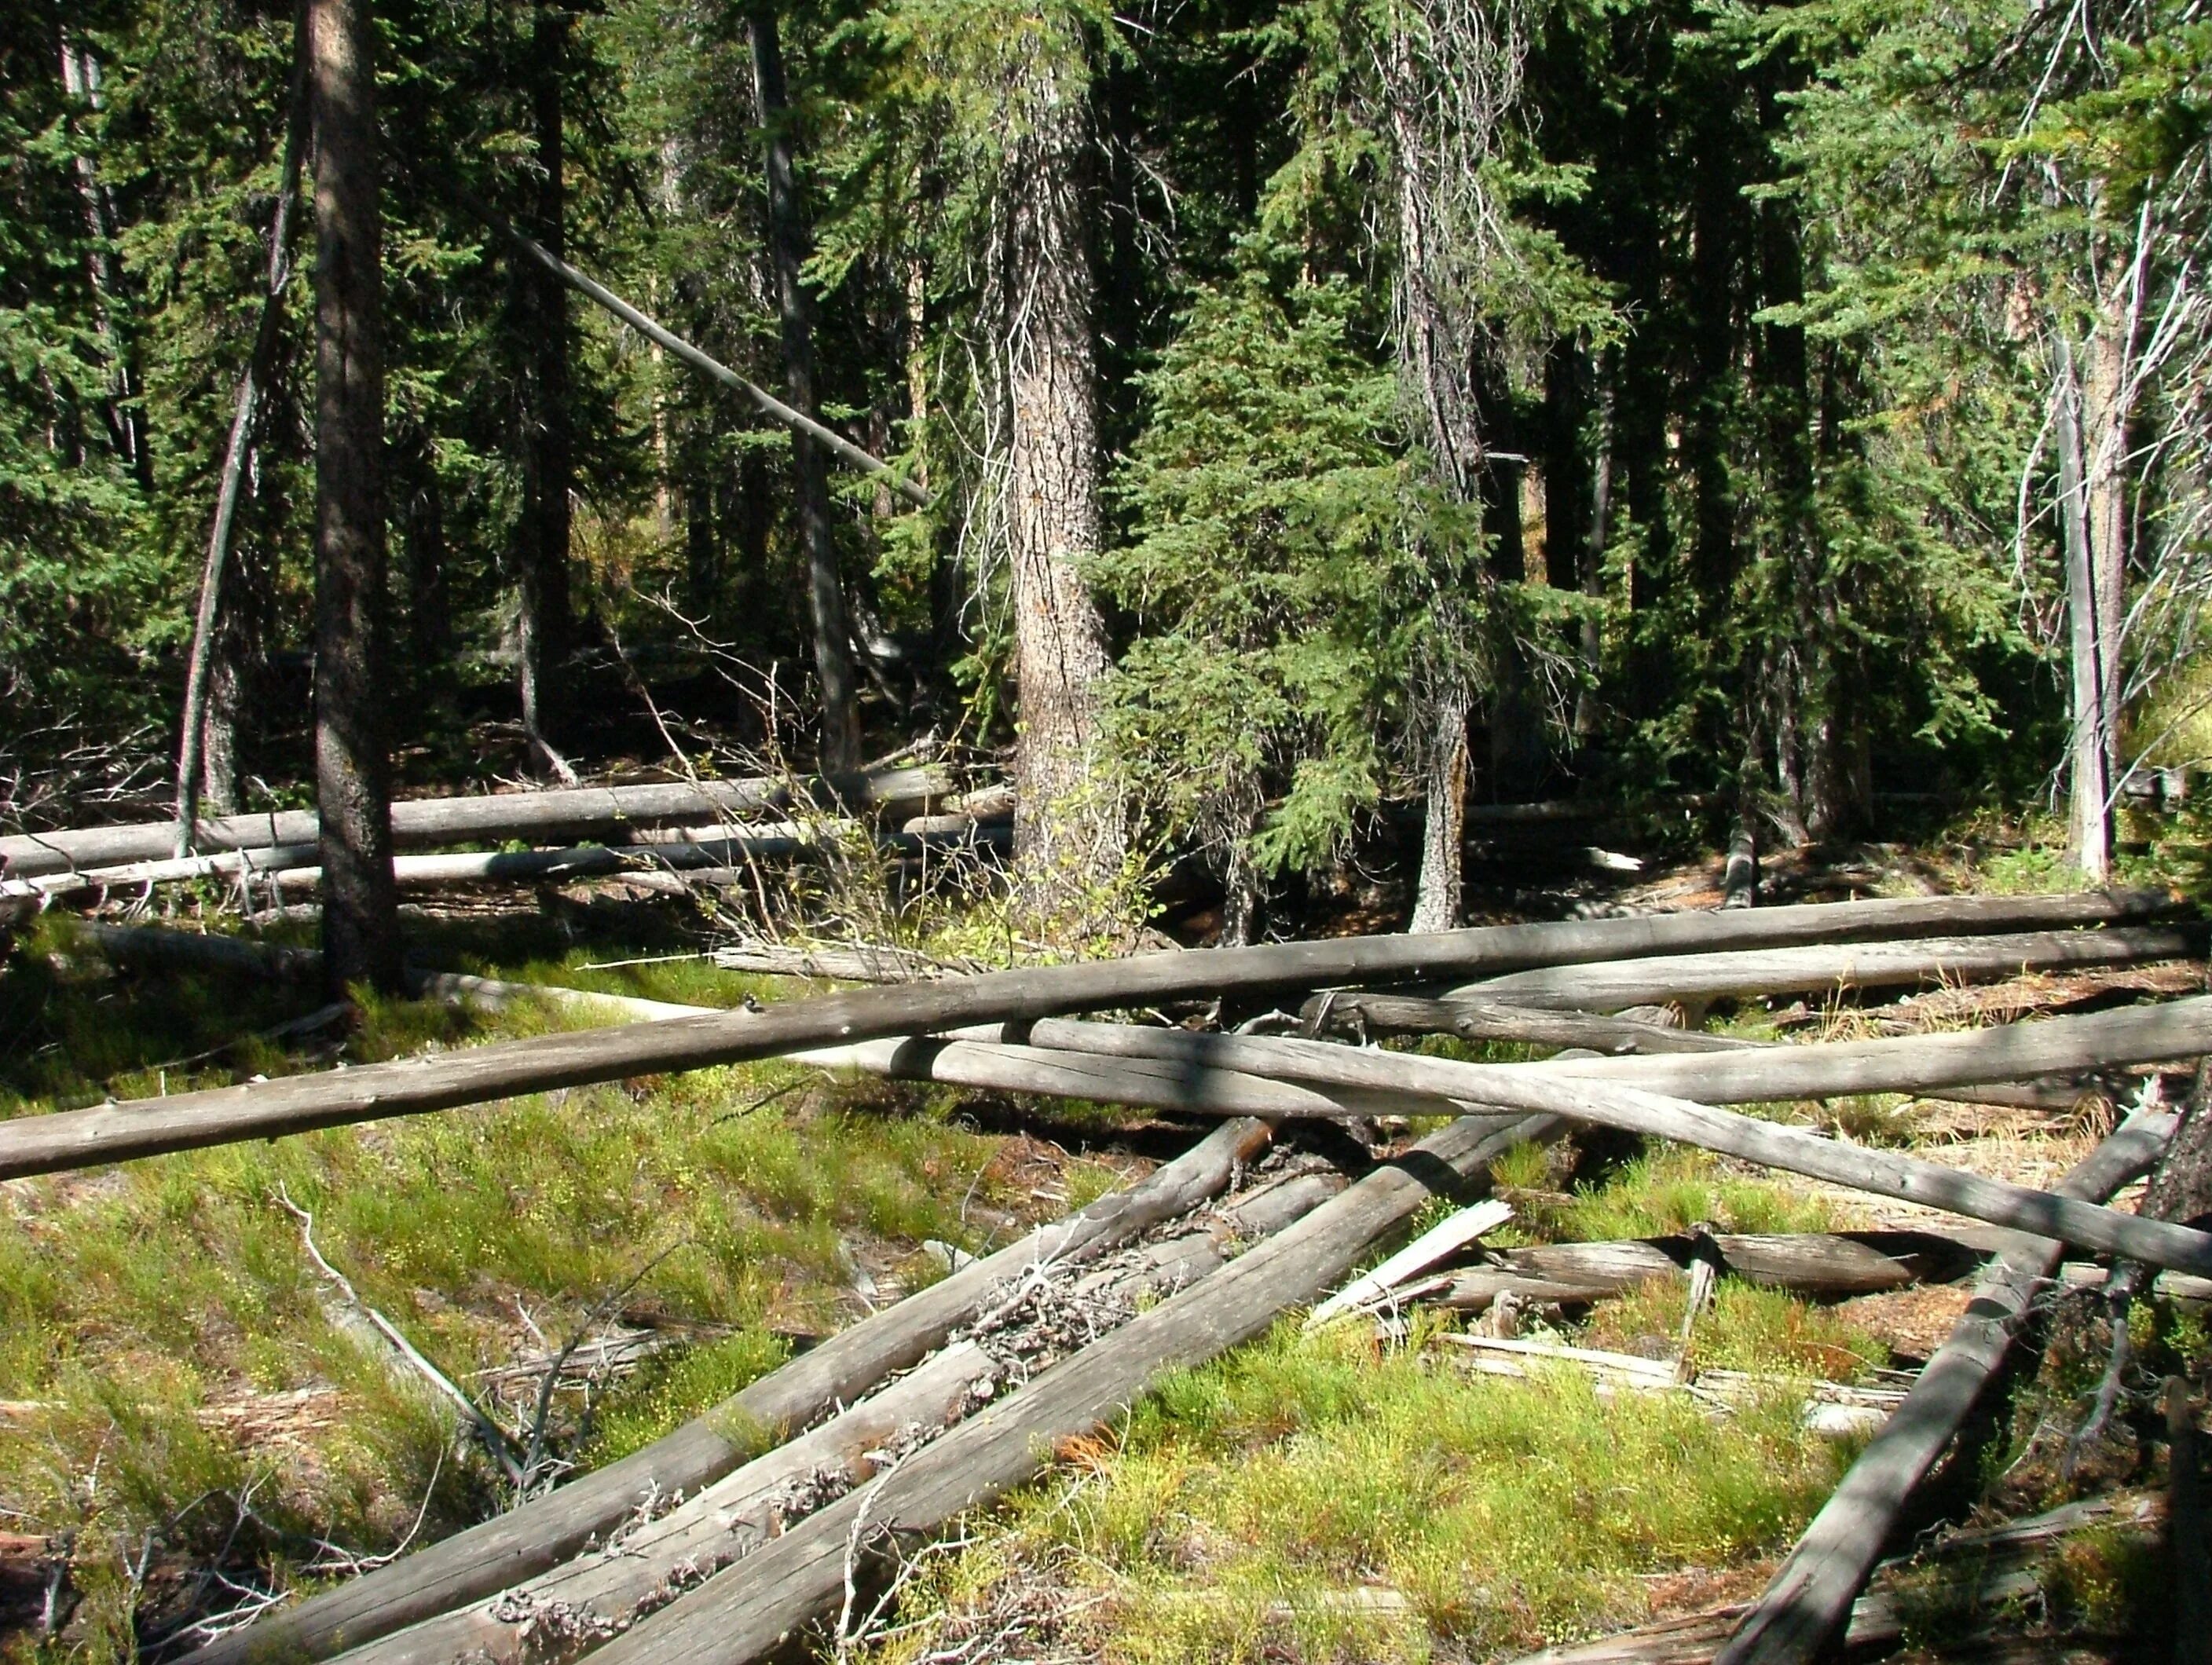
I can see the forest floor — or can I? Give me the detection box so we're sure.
[0,817,2203,1662]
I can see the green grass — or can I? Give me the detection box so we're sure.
[0,922,1137,1659]
[1580,1278,1889,1381]
[868,1321,1850,1664]
[1500,1144,1837,1242]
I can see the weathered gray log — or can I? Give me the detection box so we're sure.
[1514,1491,2159,1664]
[0,766,950,879]
[328,1343,1003,1665]
[1019,1022,2212,1276]
[1305,993,2084,1111]
[180,1118,1273,1665]
[332,1168,1348,1665]
[1541,996,2212,1104]
[2,844,324,903]
[1307,993,1761,1055]
[580,1109,1562,1665]
[1026,997,2212,1115]
[1417,1230,1989,1314]
[10,896,2187,1180]
[1448,925,2204,1012]
[1708,1112,2175,1665]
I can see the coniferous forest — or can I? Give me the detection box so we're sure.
[5,2,2212,1662]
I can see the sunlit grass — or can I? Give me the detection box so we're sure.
[869,1321,1848,1664]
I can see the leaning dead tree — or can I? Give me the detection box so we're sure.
[174,0,310,851]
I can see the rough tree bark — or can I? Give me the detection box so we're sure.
[517,1,576,781]
[1001,12,1123,920]
[1409,683,1470,932]
[309,0,402,996]
[176,4,310,851]
[750,3,861,773]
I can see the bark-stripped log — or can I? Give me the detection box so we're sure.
[1303,994,2087,1112]
[13,900,2193,1181]
[1448,926,2203,1012]
[1415,1230,1989,1314]
[331,1170,1348,1665]
[328,1343,1003,1665]
[1018,1022,2212,1275]
[578,1110,1561,1665]
[1709,1112,2174,1665]
[0,767,950,879]
[180,1118,1273,1665]
[1513,1492,2161,1665]
[1024,997,2212,1115]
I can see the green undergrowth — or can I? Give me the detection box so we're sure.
[0,921,1137,1659]
[1491,1140,1837,1242]
[866,1320,1850,1665]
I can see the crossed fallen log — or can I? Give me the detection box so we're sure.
[16,891,2203,1664]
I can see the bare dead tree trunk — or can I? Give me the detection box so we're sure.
[1409,684,1470,932]
[2057,333,2115,880]
[176,3,310,852]
[750,4,861,773]
[1001,13,1123,920]
[2085,315,2130,804]
[517,1,577,782]
[56,32,149,491]
[309,0,401,996]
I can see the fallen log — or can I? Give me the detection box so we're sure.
[1708,1111,2174,1665]
[65,932,1463,1126]
[1017,1022,2212,1275]
[0,843,322,903]
[333,1166,1350,1665]
[1030,997,2212,1115]
[332,1344,1002,1665]
[0,766,951,880]
[1306,993,1760,1055]
[1408,1229,1988,1315]
[181,1118,1273,1665]
[1538,996,2212,1105]
[1303,993,2086,1112]
[10,895,2185,1181]
[576,1109,1564,1665]
[1448,925,2205,1012]
[1511,1491,2159,1665]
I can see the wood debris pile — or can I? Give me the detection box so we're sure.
[4,884,2205,1663]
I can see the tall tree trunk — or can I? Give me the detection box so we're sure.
[1001,14,1123,920]
[750,4,862,774]
[518,1,577,781]
[56,32,150,491]
[309,0,401,996]
[1575,366,1613,741]
[2056,335,2114,880]
[1408,686,1470,933]
[176,2,311,852]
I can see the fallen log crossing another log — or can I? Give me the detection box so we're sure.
[3,895,2189,1180]
[1709,1110,2176,1665]
[1018,1020,2212,1275]
[567,1111,1562,1665]
[181,1118,1276,1665]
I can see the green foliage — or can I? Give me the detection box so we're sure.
[1099,262,1477,876]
